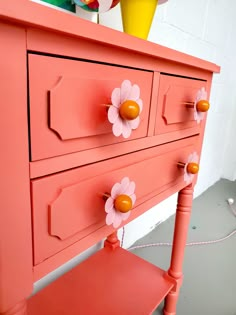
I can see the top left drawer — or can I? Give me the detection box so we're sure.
[28,54,153,161]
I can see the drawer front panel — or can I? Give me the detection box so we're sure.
[155,75,207,135]
[29,54,153,161]
[31,137,198,265]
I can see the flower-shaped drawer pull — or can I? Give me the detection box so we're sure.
[185,87,210,123]
[104,177,136,228]
[178,152,199,184]
[108,80,143,138]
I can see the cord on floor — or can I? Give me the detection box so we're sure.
[124,199,236,251]
[128,229,236,251]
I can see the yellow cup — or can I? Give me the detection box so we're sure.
[120,0,158,40]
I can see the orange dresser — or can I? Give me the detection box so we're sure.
[0,1,220,315]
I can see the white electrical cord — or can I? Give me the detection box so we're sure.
[128,229,236,251]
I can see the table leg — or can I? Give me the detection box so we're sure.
[163,184,193,315]
[104,231,120,249]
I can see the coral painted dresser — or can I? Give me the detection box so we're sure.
[0,1,220,314]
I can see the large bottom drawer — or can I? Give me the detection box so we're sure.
[31,136,199,265]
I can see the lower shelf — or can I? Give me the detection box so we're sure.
[28,247,175,315]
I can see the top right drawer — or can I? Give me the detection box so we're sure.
[155,74,208,136]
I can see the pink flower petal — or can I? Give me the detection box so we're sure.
[184,172,189,183]
[111,182,122,199]
[120,80,132,103]
[194,110,198,121]
[105,197,114,213]
[192,152,198,162]
[108,105,119,124]
[121,211,131,221]
[196,87,207,103]
[184,172,193,184]
[187,153,194,164]
[192,152,199,162]
[106,208,116,225]
[200,87,207,100]
[196,91,202,103]
[199,112,204,121]
[194,110,204,124]
[189,174,194,183]
[112,117,123,137]
[130,193,136,206]
[128,84,140,101]
[136,99,143,113]
[123,180,136,196]
[113,212,123,228]
[111,88,121,108]
[120,177,130,194]
[128,116,140,130]
[122,120,132,138]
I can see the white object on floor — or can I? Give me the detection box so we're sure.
[227,198,234,205]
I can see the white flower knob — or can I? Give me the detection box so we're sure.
[178,152,200,184]
[194,87,210,124]
[104,177,136,228]
[108,80,143,138]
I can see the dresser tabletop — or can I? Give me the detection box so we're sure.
[0,0,220,73]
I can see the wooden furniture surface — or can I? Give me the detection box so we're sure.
[28,54,153,160]
[0,1,220,314]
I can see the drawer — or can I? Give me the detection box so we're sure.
[28,54,153,161]
[31,137,198,265]
[155,74,208,135]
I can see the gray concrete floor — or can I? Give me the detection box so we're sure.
[132,179,236,315]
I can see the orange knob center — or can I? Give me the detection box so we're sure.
[187,162,199,174]
[196,100,210,112]
[119,100,140,120]
[114,194,133,213]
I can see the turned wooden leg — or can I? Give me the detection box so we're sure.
[1,301,27,315]
[104,231,120,250]
[163,185,193,315]
[164,290,180,315]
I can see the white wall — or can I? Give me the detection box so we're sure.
[34,0,236,292]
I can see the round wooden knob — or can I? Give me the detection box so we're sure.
[114,194,133,213]
[187,162,199,174]
[119,100,140,120]
[196,100,210,112]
